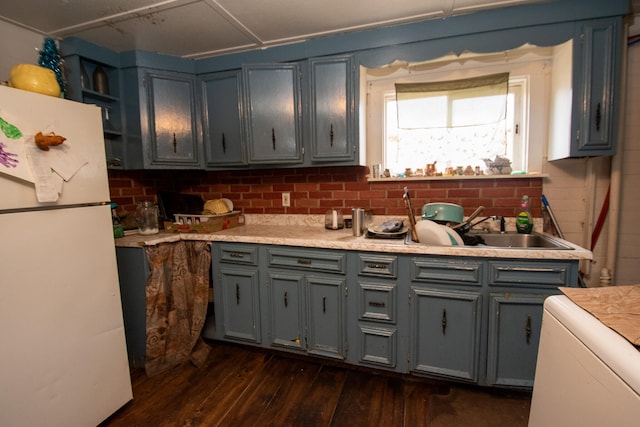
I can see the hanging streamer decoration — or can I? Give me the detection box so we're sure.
[38,37,65,96]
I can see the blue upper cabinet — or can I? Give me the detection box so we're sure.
[200,70,247,168]
[573,18,622,158]
[121,67,202,169]
[243,64,303,164]
[307,55,357,164]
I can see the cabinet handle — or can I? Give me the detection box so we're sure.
[297,258,312,265]
[441,308,447,335]
[366,263,387,270]
[272,128,276,150]
[497,266,560,273]
[172,133,177,153]
[284,291,288,308]
[330,123,334,147]
[235,283,240,305]
[322,296,326,313]
[368,301,386,308]
[229,253,244,258]
[221,133,226,154]
[526,315,531,344]
[595,102,602,132]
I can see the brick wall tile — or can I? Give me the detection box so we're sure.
[108,168,541,218]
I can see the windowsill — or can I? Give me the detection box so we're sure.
[367,172,547,182]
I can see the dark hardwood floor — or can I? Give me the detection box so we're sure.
[101,341,531,427]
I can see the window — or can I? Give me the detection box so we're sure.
[365,45,556,177]
[385,77,525,174]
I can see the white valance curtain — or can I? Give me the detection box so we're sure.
[395,72,509,129]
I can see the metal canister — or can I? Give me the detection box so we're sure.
[352,207,365,237]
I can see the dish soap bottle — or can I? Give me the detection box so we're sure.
[111,203,124,238]
[516,195,533,234]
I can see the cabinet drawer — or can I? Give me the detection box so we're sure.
[358,282,397,324]
[358,325,397,369]
[218,244,258,266]
[488,261,573,287]
[267,247,346,274]
[411,257,482,286]
[357,253,397,278]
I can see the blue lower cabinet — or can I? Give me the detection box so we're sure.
[486,293,548,388]
[219,267,261,343]
[306,275,347,360]
[208,243,579,389]
[410,287,482,382]
[268,271,305,351]
[115,246,150,368]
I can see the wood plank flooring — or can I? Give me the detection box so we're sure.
[101,341,531,427]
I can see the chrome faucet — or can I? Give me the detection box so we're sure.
[468,215,505,232]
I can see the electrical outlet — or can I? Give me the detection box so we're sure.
[282,192,291,207]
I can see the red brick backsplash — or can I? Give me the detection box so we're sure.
[108,166,542,218]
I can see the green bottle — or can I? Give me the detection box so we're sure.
[111,203,125,238]
[516,195,533,234]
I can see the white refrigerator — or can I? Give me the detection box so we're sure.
[0,85,132,426]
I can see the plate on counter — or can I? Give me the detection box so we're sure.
[366,225,409,239]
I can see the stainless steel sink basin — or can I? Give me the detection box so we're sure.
[405,231,573,249]
[471,232,573,250]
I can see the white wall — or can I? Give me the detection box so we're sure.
[0,20,46,81]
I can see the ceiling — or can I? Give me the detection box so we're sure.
[0,0,548,60]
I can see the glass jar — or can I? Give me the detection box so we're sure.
[136,201,159,235]
[324,209,344,230]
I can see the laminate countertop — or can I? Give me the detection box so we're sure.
[114,215,591,261]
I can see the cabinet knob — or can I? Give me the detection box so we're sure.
[595,102,602,132]
[284,291,288,308]
[525,315,532,344]
[235,283,240,305]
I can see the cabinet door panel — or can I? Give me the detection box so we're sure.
[306,275,346,360]
[577,18,620,154]
[309,56,353,162]
[201,71,246,167]
[411,287,481,382]
[145,71,201,167]
[244,65,302,163]
[358,325,397,368]
[269,272,305,350]
[486,293,546,388]
[220,267,260,343]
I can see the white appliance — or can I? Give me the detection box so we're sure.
[528,295,640,427]
[0,85,132,426]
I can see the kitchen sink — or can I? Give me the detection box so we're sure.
[405,231,573,249]
[469,232,573,249]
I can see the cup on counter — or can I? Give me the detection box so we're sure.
[352,208,365,236]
